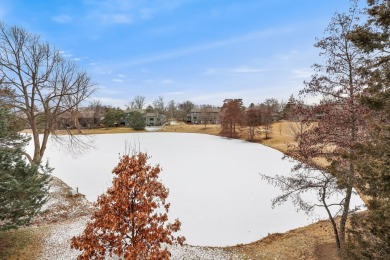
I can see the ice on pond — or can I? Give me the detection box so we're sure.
[26,132,364,247]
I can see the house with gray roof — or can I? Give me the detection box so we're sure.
[124,109,166,126]
[190,108,220,124]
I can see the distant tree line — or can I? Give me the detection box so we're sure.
[219,98,291,140]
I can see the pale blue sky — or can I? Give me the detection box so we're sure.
[0,0,359,107]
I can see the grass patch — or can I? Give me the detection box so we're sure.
[159,123,221,135]
[0,227,45,260]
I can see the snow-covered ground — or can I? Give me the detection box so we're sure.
[26,133,363,247]
[145,126,161,131]
[40,217,243,260]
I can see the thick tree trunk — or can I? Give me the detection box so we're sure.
[339,185,353,249]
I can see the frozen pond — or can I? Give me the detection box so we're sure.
[26,133,363,247]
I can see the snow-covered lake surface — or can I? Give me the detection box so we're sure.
[26,133,363,247]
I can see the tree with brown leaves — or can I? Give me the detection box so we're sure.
[259,98,279,139]
[262,4,368,255]
[245,103,261,141]
[71,152,185,259]
[220,99,244,138]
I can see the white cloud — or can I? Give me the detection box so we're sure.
[98,86,121,95]
[111,74,132,83]
[57,51,82,62]
[112,78,124,83]
[147,25,176,36]
[111,14,133,24]
[82,0,196,26]
[276,50,299,61]
[203,68,218,75]
[0,7,6,18]
[143,79,175,85]
[165,91,186,95]
[88,62,113,75]
[139,8,153,20]
[292,68,312,78]
[230,67,266,74]
[161,79,174,84]
[123,27,294,67]
[58,50,73,58]
[140,69,150,73]
[90,13,133,24]
[203,66,266,76]
[52,14,72,23]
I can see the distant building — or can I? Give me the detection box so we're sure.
[57,108,103,129]
[190,108,220,124]
[124,109,166,126]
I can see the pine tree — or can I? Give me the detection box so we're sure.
[102,107,124,127]
[127,111,146,130]
[282,94,296,120]
[347,124,390,259]
[71,152,185,260]
[346,0,390,258]
[0,107,50,230]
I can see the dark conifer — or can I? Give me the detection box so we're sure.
[0,107,50,230]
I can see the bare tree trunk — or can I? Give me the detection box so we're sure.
[0,23,96,165]
[339,185,352,249]
[322,184,341,250]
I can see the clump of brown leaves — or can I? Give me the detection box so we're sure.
[71,152,185,259]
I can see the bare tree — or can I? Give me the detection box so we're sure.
[199,107,211,129]
[245,103,261,141]
[88,100,104,127]
[264,5,368,254]
[260,98,279,139]
[62,63,93,132]
[0,23,96,165]
[153,96,165,114]
[285,102,310,142]
[177,100,195,121]
[286,121,308,142]
[261,161,352,251]
[166,100,177,119]
[127,95,145,110]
